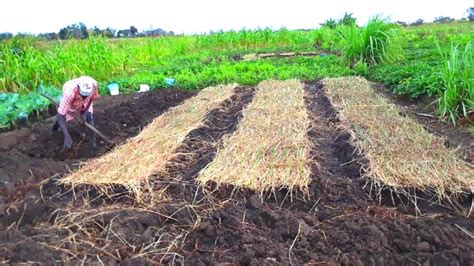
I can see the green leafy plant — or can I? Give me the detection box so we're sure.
[0,85,60,128]
[368,62,442,99]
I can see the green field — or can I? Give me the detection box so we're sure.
[368,21,474,123]
[0,19,473,128]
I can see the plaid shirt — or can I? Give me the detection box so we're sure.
[57,77,99,121]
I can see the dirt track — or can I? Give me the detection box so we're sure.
[0,85,473,265]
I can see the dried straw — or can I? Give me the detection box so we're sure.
[198,80,311,194]
[323,77,473,201]
[60,84,237,194]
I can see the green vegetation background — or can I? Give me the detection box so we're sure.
[0,19,473,128]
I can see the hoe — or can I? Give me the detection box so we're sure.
[41,93,116,146]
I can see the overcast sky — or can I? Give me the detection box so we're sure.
[1,0,472,34]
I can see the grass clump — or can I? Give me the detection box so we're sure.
[338,16,404,66]
[436,41,473,124]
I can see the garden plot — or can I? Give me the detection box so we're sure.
[60,84,237,194]
[1,80,473,265]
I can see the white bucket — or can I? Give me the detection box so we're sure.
[139,84,150,93]
[108,83,119,95]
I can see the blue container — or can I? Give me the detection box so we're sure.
[165,78,176,86]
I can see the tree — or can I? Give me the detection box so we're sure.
[395,21,408,27]
[103,27,116,38]
[15,33,35,38]
[58,22,89,39]
[78,22,89,39]
[320,18,337,29]
[0,32,13,40]
[117,29,131,38]
[91,26,103,36]
[38,32,58,41]
[468,7,474,21]
[88,26,116,38]
[411,19,424,26]
[434,16,454,23]
[339,12,357,26]
[58,27,69,39]
[130,26,138,36]
[320,13,357,28]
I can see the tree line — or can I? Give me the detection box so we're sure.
[1,8,473,41]
[320,8,474,28]
[0,23,175,41]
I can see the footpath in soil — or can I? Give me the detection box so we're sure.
[1,84,473,265]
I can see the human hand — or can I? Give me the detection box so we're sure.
[61,135,73,152]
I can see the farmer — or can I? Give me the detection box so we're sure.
[52,76,100,151]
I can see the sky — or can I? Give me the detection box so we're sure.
[1,0,472,34]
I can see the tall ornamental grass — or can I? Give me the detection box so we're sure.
[338,16,404,66]
[437,41,473,124]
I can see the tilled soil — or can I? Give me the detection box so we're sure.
[165,86,256,180]
[0,89,195,225]
[0,84,473,265]
[177,82,473,265]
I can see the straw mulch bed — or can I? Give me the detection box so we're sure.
[198,80,311,194]
[323,77,473,202]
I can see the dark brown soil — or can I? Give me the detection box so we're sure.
[175,82,473,265]
[0,83,473,265]
[371,82,473,163]
[0,89,195,224]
